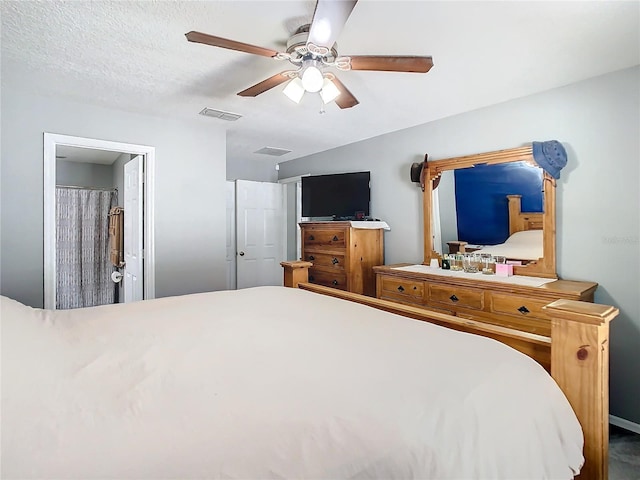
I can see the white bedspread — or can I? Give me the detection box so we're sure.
[1,287,583,479]
[473,229,544,261]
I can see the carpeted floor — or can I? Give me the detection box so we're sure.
[610,424,640,480]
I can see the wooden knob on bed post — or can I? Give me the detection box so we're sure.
[280,261,313,288]
[543,299,618,480]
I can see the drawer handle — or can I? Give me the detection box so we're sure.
[309,275,315,282]
[308,235,315,241]
[397,285,405,292]
[308,255,315,261]
[332,235,339,241]
[449,294,459,302]
[332,280,339,286]
[518,306,530,314]
[332,257,339,265]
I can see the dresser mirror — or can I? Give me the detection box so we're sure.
[422,145,557,278]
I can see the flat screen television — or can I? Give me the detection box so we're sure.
[302,171,370,219]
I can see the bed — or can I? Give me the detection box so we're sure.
[1,281,616,479]
[472,229,543,261]
[459,194,544,262]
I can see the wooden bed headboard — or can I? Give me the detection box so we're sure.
[282,262,618,480]
[507,194,544,235]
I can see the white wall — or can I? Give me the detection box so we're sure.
[56,160,114,188]
[227,157,278,182]
[278,66,640,426]
[1,88,228,307]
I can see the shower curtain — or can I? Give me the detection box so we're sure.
[56,187,115,309]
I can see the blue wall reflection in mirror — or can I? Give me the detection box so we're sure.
[454,161,543,245]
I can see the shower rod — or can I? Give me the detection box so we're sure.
[56,185,118,192]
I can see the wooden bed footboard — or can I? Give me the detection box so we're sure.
[281,261,618,480]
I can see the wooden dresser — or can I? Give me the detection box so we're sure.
[374,264,597,337]
[300,222,385,296]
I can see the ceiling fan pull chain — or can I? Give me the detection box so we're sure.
[318,93,326,115]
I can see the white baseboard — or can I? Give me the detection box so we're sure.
[610,415,640,434]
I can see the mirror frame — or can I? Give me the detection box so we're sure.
[423,144,557,279]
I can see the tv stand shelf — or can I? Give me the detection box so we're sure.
[300,222,385,297]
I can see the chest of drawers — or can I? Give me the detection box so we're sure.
[300,222,384,296]
[374,264,597,336]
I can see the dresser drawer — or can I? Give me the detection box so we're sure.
[308,269,348,291]
[428,284,484,310]
[490,293,552,321]
[378,275,425,305]
[303,228,346,248]
[303,251,346,271]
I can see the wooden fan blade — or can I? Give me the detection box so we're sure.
[331,76,359,109]
[349,56,434,73]
[237,72,291,97]
[308,0,358,49]
[185,31,279,58]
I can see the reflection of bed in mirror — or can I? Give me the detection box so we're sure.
[434,157,551,272]
[461,194,544,262]
[472,230,542,262]
[439,160,543,243]
[426,146,556,278]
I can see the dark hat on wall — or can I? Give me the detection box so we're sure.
[410,162,423,183]
[532,140,568,179]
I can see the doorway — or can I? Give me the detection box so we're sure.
[43,133,155,309]
[279,174,307,262]
[226,180,286,289]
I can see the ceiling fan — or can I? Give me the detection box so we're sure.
[185,0,433,109]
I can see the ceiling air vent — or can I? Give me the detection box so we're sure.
[198,107,242,121]
[254,147,292,157]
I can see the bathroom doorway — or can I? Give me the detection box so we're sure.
[43,133,155,310]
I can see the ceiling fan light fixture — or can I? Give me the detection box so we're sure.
[283,77,305,103]
[320,78,341,104]
[186,1,432,110]
[301,64,324,93]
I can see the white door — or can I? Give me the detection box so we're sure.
[226,181,237,290]
[124,155,144,302]
[236,180,286,289]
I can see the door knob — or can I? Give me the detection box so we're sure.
[238,251,245,256]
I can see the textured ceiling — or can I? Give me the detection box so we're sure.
[2,1,639,167]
